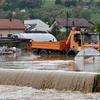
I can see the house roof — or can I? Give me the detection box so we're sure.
[56,18,94,28]
[0,19,25,30]
[24,19,50,31]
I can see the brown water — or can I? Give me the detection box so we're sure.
[0,51,100,99]
[0,51,76,71]
[0,85,100,100]
[0,51,100,73]
[0,69,98,92]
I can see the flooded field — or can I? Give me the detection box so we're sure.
[0,51,100,100]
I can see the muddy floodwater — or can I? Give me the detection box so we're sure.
[0,51,100,100]
[0,85,100,100]
[0,51,75,71]
[0,51,100,72]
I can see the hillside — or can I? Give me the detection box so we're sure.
[0,0,99,24]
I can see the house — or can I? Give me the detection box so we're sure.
[0,19,25,37]
[52,18,94,32]
[24,19,50,32]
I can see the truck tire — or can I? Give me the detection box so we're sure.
[67,49,77,55]
[39,50,48,56]
[32,49,38,54]
[50,51,57,56]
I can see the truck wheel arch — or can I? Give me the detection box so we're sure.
[32,49,39,54]
[39,50,48,56]
[67,48,77,55]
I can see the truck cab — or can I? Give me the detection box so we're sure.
[81,32,99,50]
[67,30,100,55]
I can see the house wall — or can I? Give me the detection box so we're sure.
[0,30,24,37]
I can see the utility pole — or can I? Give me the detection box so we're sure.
[8,12,12,35]
[66,11,69,39]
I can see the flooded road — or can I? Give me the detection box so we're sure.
[0,51,100,100]
[0,51,76,71]
[0,51,100,72]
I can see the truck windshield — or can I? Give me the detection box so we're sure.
[74,33,81,46]
[83,33,99,43]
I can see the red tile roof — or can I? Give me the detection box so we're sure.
[0,19,25,30]
[56,18,94,28]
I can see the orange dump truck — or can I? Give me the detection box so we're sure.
[30,29,100,55]
[31,40,65,55]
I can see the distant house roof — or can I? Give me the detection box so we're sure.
[24,19,50,32]
[0,19,25,30]
[56,18,94,28]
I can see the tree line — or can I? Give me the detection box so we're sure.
[0,0,99,25]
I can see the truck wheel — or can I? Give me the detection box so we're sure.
[32,49,38,54]
[67,49,77,55]
[39,50,48,56]
[50,51,57,56]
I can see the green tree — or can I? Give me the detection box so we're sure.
[55,0,62,5]
[29,5,66,25]
[51,24,65,40]
[80,10,91,19]
[2,0,42,11]
[65,0,77,7]
[96,23,100,33]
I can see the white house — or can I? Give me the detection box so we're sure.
[24,19,50,32]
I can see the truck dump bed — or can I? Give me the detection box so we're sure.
[31,41,65,51]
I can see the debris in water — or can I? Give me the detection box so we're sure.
[75,48,100,72]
